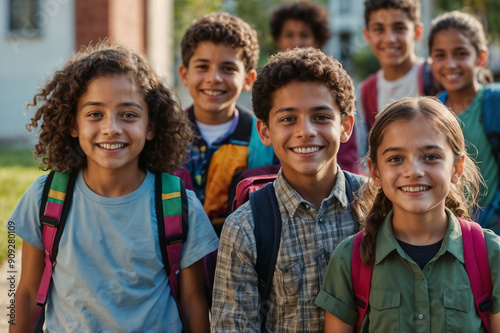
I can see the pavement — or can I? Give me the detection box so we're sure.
[0,248,22,332]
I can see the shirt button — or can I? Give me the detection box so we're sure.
[305,204,310,209]
[418,314,424,320]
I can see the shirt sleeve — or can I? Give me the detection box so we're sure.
[211,205,261,333]
[180,190,219,269]
[6,174,48,251]
[485,229,500,314]
[315,236,358,326]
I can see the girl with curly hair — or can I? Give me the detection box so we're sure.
[316,96,500,332]
[8,41,218,332]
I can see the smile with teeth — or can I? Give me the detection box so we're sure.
[99,143,125,150]
[401,186,430,193]
[292,147,320,154]
[445,74,460,80]
[203,90,224,96]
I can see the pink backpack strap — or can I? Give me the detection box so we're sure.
[351,231,374,333]
[360,73,378,128]
[417,62,425,96]
[458,218,492,332]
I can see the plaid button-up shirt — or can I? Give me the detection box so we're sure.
[211,169,364,332]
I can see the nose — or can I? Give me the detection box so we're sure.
[295,118,316,138]
[385,29,397,42]
[102,115,121,136]
[403,159,424,178]
[445,56,457,68]
[206,68,222,83]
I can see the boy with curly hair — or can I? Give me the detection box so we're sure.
[177,13,276,234]
[270,1,331,51]
[211,47,365,332]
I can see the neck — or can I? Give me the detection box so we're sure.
[82,166,147,198]
[382,56,419,81]
[283,170,337,209]
[391,208,448,245]
[193,103,235,125]
[445,81,481,115]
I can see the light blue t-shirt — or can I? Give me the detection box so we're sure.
[8,170,219,332]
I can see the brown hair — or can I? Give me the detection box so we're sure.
[180,12,259,73]
[355,96,483,265]
[364,0,421,27]
[428,10,493,85]
[252,47,355,125]
[270,1,331,49]
[27,40,193,174]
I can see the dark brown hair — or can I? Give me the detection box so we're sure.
[270,1,331,49]
[252,47,355,125]
[180,12,259,73]
[428,10,493,85]
[364,0,421,27]
[27,40,193,174]
[355,96,483,265]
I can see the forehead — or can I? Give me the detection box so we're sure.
[368,8,414,27]
[281,19,313,33]
[271,81,338,113]
[189,41,245,65]
[431,28,475,50]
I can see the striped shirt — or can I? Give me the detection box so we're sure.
[211,169,364,332]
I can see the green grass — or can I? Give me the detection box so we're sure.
[0,147,45,264]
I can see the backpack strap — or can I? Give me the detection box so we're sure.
[351,231,374,333]
[250,183,282,326]
[155,173,188,305]
[360,73,378,128]
[481,84,500,161]
[458,218,492,332]
[35,171,77,328]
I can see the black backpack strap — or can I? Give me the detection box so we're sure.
[250,183,282,326]
[232,105,254,143]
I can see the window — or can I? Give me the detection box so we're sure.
[9,0,40,35]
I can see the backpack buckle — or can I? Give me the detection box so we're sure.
[41,216,58,227]
[165,234,183,245]
[479,298,492,312]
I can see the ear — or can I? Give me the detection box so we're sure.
[367,158,382,187]
[256,118,272,147]
[70,119,78,138]
[477,49,488,67]
[179,64,189,87]
[451,154,465,184]
[242,69,257,92]
[146,122,155,141]
[363,27,370,44]
[340,115,354,143]
[414,23,424,42]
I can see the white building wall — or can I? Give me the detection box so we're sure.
[0,0,74,146]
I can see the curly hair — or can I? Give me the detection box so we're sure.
[27,40,193,174]
[180,12,259,73]
[364,0,421,27]
[354,96,483,265]
[429,11,493,85]
[269,1,331,49]
[252,47,355,125]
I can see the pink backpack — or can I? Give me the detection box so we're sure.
[351,218,492,332]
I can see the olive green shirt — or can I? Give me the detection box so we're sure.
[316,210,500,332]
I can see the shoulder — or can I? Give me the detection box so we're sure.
[343,171,366,191]
[221,202,256,247]
[484,229,500,255]
[483,83,500,103]
[359,72,378,92]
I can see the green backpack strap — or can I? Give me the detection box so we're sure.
[155,173,188,305]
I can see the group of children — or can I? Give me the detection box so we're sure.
[7,0,500,332]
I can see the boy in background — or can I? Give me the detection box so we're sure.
[356,0,437,157]
[211,47,365,332]
[269,1,358,173]
[177,13,276,234]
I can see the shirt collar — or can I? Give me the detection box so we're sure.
[187,105,240,144]
[274,167,349,218]
[375,208,465,266]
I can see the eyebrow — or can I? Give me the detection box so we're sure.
[80,101,144,110]
[274,105,336,114]
[381,145,445,156]
[192,58,239,66]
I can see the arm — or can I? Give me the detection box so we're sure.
[178,259,209,333]
[10,242,44,333]
[211,214,261,332]
[490,312,500,332]
[325,311,354,333]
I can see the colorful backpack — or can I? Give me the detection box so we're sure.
[351,218,492,332]
[34,171,206,330]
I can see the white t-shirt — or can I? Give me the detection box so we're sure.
[196,120,233,147]
[8,170,219,332]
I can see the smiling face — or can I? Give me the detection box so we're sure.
[179,41,256,125]
[430,28,486,97]
[71,75,153,176]
[368,114,464,222]
[277,19,318,51]
[257,81,353,188]
[364,9,423,77]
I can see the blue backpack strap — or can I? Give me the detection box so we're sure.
[155,173,188,305]
[35,170,77,332]
[250,183,282,326]
[482,84,500,161]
